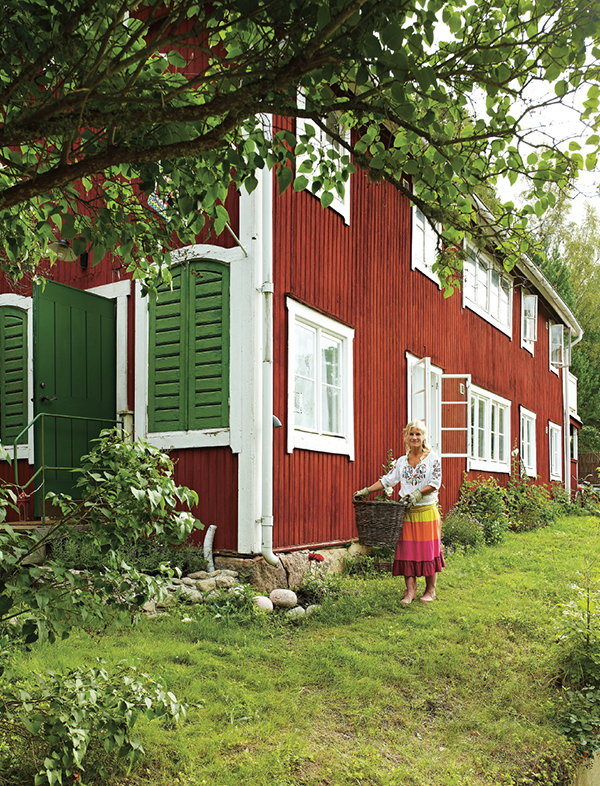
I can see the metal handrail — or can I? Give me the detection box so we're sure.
[12,412,119,525]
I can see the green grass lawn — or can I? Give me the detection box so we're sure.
[12,515,600,786]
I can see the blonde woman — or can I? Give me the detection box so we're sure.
[354,420,444,604]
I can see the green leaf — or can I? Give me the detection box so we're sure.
[276,165,294,195]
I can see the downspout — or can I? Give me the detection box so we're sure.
[260,166,279,567]
[564,331,584,495]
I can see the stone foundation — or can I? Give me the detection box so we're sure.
[215,542,366,594]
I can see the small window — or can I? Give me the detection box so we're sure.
[550,322,571,370]
[469,385,511,472]
[411,207,439,283]
[549,421,562,481]
[287,298,354,458]
[520,406,537,477]
[297,91,352,224]
[407,355,442,453]
[521,292,538,354]
[463,246,512,335]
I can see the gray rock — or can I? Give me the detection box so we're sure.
[196,578,217,593]
[286,606,306,619]
[279,551,311,589]
[253,596,274,612]
[215,556,288,594]
[216,575,235,589]
[156,593,176,609]
[305,604,321,616]
[187,570,210,580]
[181,589,204,603]
[270,588,297,608]
[142,599,157,613]
[182,577,195,586]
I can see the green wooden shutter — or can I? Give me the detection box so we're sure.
[189,263,230,429]
[148,268,187,432]
[0,307,28,445]
[148,261,229,432]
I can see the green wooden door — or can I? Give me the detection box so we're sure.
[33,281,116,508]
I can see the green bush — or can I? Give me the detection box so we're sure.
[506,461,557,531]
[455,475,508,545]
[441,508,484,552]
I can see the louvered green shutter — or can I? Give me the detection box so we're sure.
[148,261,229,432]
[0,307,28,445]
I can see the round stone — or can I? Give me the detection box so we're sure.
[269,588,298,608]
[252,596,274,612]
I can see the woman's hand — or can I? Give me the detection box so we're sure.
[402,489,423,507]
[353,487,370,500]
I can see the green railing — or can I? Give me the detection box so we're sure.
[12,413,120,525]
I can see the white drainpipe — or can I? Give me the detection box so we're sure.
[564,331,584,494]
[260,165,279,567]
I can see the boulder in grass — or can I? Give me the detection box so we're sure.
[269,588,297,608]
[253,596,274,612]
[286,606,305,619]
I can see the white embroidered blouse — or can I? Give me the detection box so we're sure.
[380,450,442,506]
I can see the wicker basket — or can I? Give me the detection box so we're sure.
[353,499,408,547]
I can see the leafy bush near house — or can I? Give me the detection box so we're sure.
[454,475,508,545]
[505,462,560,531]
[441,508,484,552]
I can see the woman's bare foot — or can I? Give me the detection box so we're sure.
[401,592,416,605]
[419,591,436,603]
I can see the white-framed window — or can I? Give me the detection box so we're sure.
[463,246,512,335]
[412,206,440,284]
[296,91,352,224]
[406,354,442,453]
[469,385,511,473]
[520,406,537,477]
[287,298,354,458]
[550,321,571,372]
[521,291,538,354]
[0,294,33,462]
[549,421,562,481]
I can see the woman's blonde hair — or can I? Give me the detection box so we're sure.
[403,420,430,451]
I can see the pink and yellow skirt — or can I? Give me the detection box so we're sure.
[392,504,445,578]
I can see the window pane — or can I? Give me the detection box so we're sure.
[491,403,497,461]
[476,260,488,309]
[490,269,500,320]
[295,324,316,431]
[500,278,510,326]
[478,399,486,458]
[498,407,505,462]
[321,334,341,434]
[464,253,476,302]
[322,385,340,434]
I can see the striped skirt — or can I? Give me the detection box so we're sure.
[392,504,445,578]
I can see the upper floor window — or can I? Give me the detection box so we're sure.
[287,298,354,459]
[469,385,511,473]
[521,291,538,354]
[549,421,562,481]
[412,207,440,284]
[297,91,352,224]
[463,246,512,335]
[550,321,571,372]
[520,406,537,477]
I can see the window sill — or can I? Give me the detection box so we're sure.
[290,430,354,460]
[145,429,230,450]
[469,458,510,474]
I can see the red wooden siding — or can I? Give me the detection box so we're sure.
[270,118,568,547]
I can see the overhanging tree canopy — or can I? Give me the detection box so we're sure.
[2,0,600,292]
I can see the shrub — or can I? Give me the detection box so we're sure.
[0,658,186,786]
[455,475,508,545]
[505,460,557,531]
[441,508,484,552]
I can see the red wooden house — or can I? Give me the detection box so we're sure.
[0,109,582,561]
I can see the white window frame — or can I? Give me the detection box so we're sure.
[549,321,571,373]
[406,354,442,453]
[287,298,354,459]
[520,406,537,477]
[297,91,351,225]
[411,206,440,285]
[0,294,33,463]
[521,290,538,355]
[462,245,512,336]
[549,421,562,481]
[469,384,511,473]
